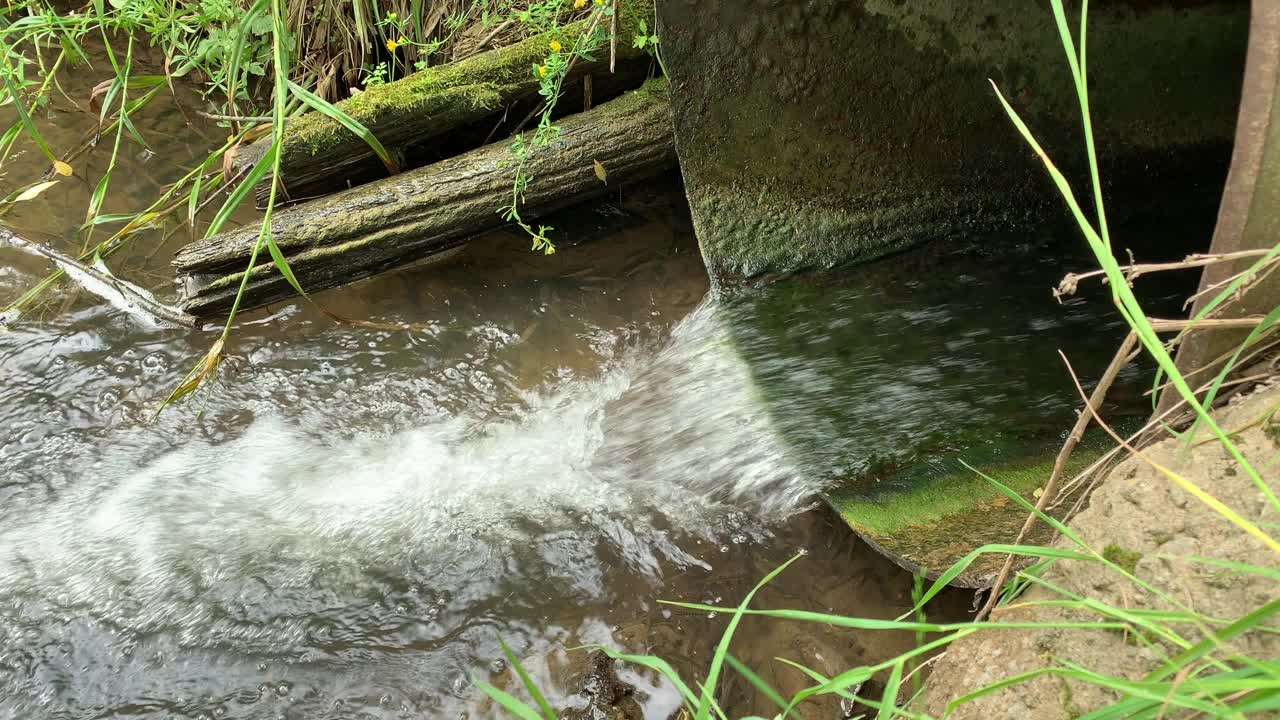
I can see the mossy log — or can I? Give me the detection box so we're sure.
[175,79,673,317]
[233,3,652,201]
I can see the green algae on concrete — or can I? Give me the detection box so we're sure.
[712,219,1207,584]
[825,429,1118,586]
[656,0,1246,277]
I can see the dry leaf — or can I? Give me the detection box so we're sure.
[593,159,607,184]
[12,180,58,202]
[87,79,112,111]
[52,161,73,177]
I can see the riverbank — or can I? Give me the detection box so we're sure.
[924,379,1280,718]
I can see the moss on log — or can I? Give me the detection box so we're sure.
[175,78,674,317]
[234,2,653,200]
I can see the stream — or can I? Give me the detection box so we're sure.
[0,47,1213,720]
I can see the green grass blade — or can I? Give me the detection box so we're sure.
[264,233,306,297]
[725,654,790,718]
[695,553,802,720]
[588,647,700,710]
[877,661,903,720]
[204,142,277,239]
[497,637,555,720]
[991,27,1279,520]
[472,680,546,720]
[947,667,1062,717]
[1147,599,1280,683]
[287,79,399,173]
[0,60,58,165]
[1171,555,1280,582]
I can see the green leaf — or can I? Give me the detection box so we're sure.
[473,681,545,720]
[877,661,903,720]
[695,553,802,720]
[264,233,306,298]
[204,140,278,239]
[725,654,790,718]
[0,62,58,165]
[287,79,399,174]
[497,637,555,720]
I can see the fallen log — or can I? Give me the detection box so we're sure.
[175,78,674,317]
[233,1,653,202]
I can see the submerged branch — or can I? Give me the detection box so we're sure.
[2,227,200,328]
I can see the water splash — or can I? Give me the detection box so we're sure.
[0,300,814,649]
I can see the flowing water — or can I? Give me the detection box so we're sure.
[0,56,972,718]
[0,45,1217,720]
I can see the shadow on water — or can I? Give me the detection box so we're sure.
[713,214,1210,583]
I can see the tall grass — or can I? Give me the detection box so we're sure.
[477,1,1279,717]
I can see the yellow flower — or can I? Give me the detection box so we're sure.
[593,0,604,5]
[549,39,562,52]
[574,0,586,7]
[537,64,548,78]
[386,37,400,51]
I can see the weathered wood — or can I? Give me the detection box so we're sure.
[234,2,653,201]
[1159,2,1280,415]
[175,78,674,317]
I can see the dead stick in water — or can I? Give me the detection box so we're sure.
[975,331,1138,622]
[1,227,200,328]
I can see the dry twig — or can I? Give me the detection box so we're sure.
[1055,250,1273,301]
[975,332,1138,622]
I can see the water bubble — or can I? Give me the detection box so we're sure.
[257,662,268,672]
[489,659,507,674]
[52,355,66,366]
[275,682,290,698]
[142,351,168,375]
[719,545,729,553]
[97,389,120,412]
[112,363,130,375]
[379,694,392,706]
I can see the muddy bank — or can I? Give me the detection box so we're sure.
[924,381,1280,718]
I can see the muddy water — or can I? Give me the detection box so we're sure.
[0,51,960,720]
